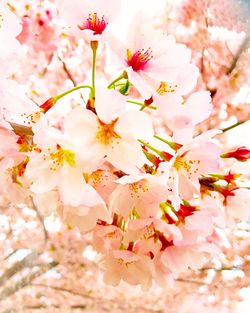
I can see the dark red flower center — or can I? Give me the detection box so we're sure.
[127,48,153,71]
[78,13,108,35]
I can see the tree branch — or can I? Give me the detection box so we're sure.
[226,35,250,75]
[222,120,246,132]
[58,55,77,87]
[0,261,58,302]
[0,251,39,288]
[30,198,48,245]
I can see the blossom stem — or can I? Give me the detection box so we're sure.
[160,202,174,214]
[107,71,127,89]
[222,121,245,132]
[54,85,94,102]
[138,139,162,156]
[90,41,98,97]
[140,105,147,111]
[127,99,157,110]
[154,135,182,150]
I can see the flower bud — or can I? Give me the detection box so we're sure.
[39,97,57,113]
[221,146,250,162]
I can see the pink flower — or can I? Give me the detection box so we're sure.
[25,116,102,207]
[184,210,214,237]
[125,218,182,248]
[155,91,213,134]
[93,224,123,253]
[161,245,207,277]
[224,188,250,221]
[0,0,22,59]
[55,0,121,41]
[158,130,221,208]
[103,250,153,287]
[0,128,18,158]
[110,174,169,218]
[88,169,118,204]
[0,78,37,125]
[110,14,198,99]
[221,146,250,162]
[65,87,154,174]
[57,199,111,233]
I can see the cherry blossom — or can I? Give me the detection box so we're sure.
[0,0,22,59]
[223,188,250,221]
[155,91,213,135]
[25,116,102,207]
[55,0,121,41]
[64,86,154,174]
[0,0,249,294]
[156,130,221,208]
[110,174,169,218]
[110,14,199,99]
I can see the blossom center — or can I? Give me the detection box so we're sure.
[78,13,108,35]
[157,82,176,95]
[49,147,76,170]
[129,180,149,198]
[96,119,121,145]
[174,156,200,179]
[127,48,153,71]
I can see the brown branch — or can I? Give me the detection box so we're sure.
[3,304,86,311]
[0,261,58,302]
[4,249,18,261]
[226,35,250,75]
[31,198,48,244]
[31,283,94,299]
[222,120,246,132]
[0,251,39,287]
[58,55,77,86]
[177,278,204,285]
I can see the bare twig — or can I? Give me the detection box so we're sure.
[222,120,246,132]
[226,35,250,75]
[30,198,48,244]
[0,261,58,302]
[31,283,94,299]
[177,278,204,285]
[4,249,18,261]
[58,55,77,86]
[0,251,39,288]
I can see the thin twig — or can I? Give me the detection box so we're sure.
[226,35,250,75]
[222,120,246,132]
[0,262,58,302]
[0,251,39,288]
[30,198,48,244]
[58,55,77,86]
[31,283,94,299]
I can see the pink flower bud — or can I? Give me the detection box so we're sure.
[221,146,250,162]
[39,97,57,113]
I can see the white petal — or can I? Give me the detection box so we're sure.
[64,106,98,146]
[107,138,146,174]
[115,110,154,140]
[95,85,126,123]
[126,67,154,99]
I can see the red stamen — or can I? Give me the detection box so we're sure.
[127,48,153,71]
[78,13,108,35]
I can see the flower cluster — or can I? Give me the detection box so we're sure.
[1,0,250,288]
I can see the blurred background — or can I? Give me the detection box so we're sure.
[0,0,250,312]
